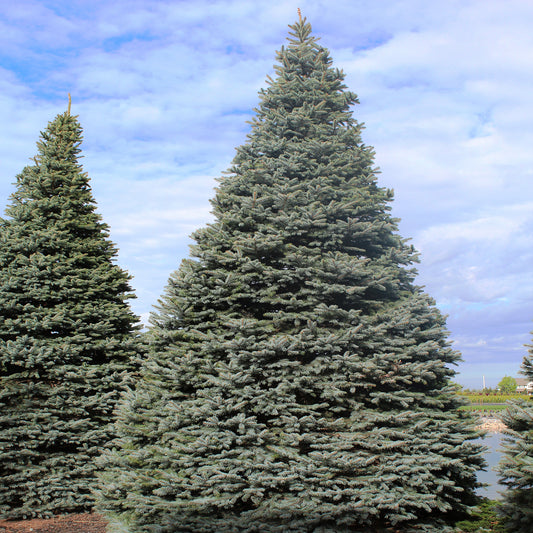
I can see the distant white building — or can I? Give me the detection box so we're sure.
[516,378,533,394]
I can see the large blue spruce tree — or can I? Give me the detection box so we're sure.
[0,105,141,518]
[99,17,484,532]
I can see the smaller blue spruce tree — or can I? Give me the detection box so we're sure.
[0,104,141,519]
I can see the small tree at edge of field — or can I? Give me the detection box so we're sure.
[497,333,533,532]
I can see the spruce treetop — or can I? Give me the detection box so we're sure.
[5,110,109,250]
[521,333,533,379]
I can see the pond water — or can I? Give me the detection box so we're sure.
[476,432,505,500]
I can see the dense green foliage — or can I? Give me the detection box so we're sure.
[454,499,509,532]
[0,110,141,518]
[98,18,484,533]
[497,376,517,393]
[497,337,533,532]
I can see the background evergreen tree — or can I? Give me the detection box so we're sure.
[497,334,533,532]
[99,17,484,533]
[0,105,141,519]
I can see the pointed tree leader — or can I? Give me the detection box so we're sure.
[497,335,533,533]
[0,99,141,519]
[98,16,485,533]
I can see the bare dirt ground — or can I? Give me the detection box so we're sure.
[0,513,107,533]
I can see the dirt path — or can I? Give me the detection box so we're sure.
[0,513,107,533]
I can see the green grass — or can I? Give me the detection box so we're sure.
[456,393,532,412]
[454,499,510,532]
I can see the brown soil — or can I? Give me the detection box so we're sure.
[0,513,107,533]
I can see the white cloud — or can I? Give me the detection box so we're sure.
[1,0,533,385]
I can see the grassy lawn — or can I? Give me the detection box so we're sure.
[457,392,531,413]
[459,392,530,404]
[454,499,510,532]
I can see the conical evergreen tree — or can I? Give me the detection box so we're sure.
[0,105,141,519]
[497,335,533,532]
[99,18,484,533]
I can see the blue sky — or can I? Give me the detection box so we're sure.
[1,0,532,388]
